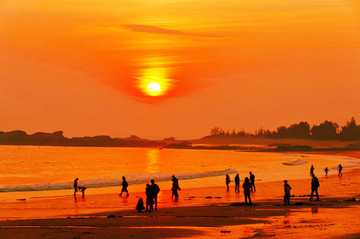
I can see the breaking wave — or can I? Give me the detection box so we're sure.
[0,168,236,192]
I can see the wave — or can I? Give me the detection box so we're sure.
[282,159,308,166]
[0,168,237,193]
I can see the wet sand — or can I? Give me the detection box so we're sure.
[0,152,360,238]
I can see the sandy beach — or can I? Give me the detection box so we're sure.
[1,151,360,239]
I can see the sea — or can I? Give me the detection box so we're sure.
[1,145,359,203]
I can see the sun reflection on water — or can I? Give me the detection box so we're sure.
[146,149,160,173]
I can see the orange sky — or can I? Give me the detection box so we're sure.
[1,0,360,139]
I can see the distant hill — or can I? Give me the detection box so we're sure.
[0,130,165,147]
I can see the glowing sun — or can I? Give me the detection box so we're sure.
[147,82,162,96]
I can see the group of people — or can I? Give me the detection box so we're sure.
[285,163,344,205]
[136,175,180,213]
[73,178,87,198]
[283,171,321,205]
[312,164,343,177]
[73,163,344,208]
[136,179,161,212]
[226,172,256,205]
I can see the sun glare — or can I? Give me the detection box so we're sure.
[136,66,173,97]
[147,82,162,96]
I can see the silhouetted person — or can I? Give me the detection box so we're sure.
[283,180,291,205]
[78,186,86,198]
[226,174,230,191]
[73,178,79,196]
[249,172,256,192]
[310,165,314,176]
[145,184,154,212]
[120,176,129,197]
[310,174,320,201]
[150,179,160,210]
[338,164,343,177]
[234,174,240,193]
[325,167,329,176]
[171,175,181,199]
[136,198,145,213]
[243,177,252,205]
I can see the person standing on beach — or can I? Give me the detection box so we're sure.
[310,165,314,176]
[226,175,230,191]
[120,176,129,197]
[249,172,256,192]
[145,184,154,212]
[310,174,320,201]
[243,177,252,205]
[234,174,240,193]
[325,167,329,176]
[171,175,181,199]
[150,179,160,210]
[73,178,79,196]
[283,180,291,205]
[338,164,343,177]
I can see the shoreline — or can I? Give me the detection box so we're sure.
[0,151,360,238]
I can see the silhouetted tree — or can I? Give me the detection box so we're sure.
[288,121,311,138]
[311,121,339,139]
[210,127,221,135]
[275,126,288,138]
[340,117,360,140]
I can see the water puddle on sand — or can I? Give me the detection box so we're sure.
[180,206,360,239]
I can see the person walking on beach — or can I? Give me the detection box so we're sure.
[310,174,320,201]
[310,165,314,176]
[226,174,230,191]
[78,186,87,198]
[120,176,129,197]
[150,179,160,210]
[243,177,252,205]
[249,172,256,192]
[283,180,291,205]
[338,164,343,177]
[171,175,181,199]
[234,174,240,193]
[325,167,329,176]
[73,178,79,196]
[145,184,154,212]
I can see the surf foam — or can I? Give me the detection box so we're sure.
[0,168,236,192]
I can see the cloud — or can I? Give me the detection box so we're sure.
[119,24,222,38]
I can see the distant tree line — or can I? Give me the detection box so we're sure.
[210,117,360,141]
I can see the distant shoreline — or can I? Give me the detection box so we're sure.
[1,129,360,150]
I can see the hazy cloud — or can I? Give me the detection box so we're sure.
[120,24,222,38]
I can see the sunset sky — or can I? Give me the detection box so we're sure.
[1,0,360,139]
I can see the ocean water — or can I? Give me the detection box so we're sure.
[0,145,359,202]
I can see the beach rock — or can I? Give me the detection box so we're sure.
[205,196,212,199]
[220,230,231,233]
[107,215,116,218]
